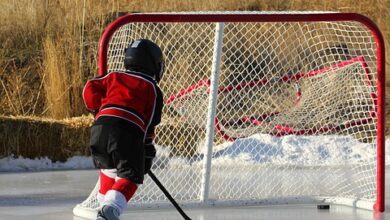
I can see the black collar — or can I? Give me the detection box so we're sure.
[124,70,156,83]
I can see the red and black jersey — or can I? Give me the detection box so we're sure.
[82,71,163,138]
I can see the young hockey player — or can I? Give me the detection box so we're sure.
[82,39,164,220]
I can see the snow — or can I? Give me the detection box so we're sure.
[0,155,94,172]
[207,134,379,166]
[0,135,388,172]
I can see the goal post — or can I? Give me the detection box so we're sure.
[74,12,385,218]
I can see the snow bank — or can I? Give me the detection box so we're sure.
[207,134,378,166]
[0,136,388,172]
[0,156,94,172]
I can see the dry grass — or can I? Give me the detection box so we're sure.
[42,37,72,118]
[0,115,93,161]
[0,0,388,119]
[0,0,125,118]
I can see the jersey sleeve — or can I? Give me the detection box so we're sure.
[82,78,106,113]
[151,86,164,127]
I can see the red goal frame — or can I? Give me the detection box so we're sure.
[97,12,385,212]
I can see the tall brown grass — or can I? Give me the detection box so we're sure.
[0,0,389,119]
[42,37,71,118]
[0,0,124,118]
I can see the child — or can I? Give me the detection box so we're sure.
[82,39,164,220]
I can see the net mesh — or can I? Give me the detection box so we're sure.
[75,12,381,215]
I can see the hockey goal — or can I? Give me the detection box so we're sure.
[74,12,385,219]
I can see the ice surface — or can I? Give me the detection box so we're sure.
[0,136,388,219]
[0,169,389,220]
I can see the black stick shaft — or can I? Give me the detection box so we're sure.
[148,171,192,220]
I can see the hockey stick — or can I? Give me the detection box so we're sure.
[147,170,192,220]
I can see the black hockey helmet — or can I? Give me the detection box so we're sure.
[124,39,164,82]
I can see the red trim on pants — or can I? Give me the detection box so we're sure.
[99,170,116,195]
[112,178,138,201]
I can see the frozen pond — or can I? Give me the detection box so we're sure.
[0,169,389,220]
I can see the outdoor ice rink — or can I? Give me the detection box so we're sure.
[0,169,389,220]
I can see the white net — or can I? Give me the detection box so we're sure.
[74,12,383,218]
